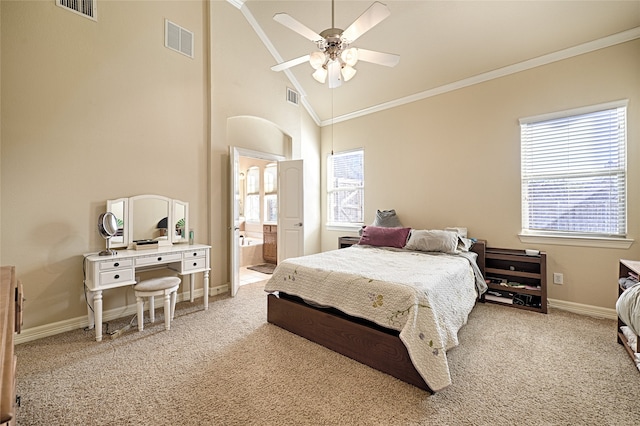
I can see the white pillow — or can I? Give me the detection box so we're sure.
[405,230,459,254]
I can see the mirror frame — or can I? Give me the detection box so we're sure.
[106,194,189,248]
[172,199,189,244]
[128,194,172,246]
[106,198,128,248]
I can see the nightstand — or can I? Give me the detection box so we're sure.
[338,236,360,249]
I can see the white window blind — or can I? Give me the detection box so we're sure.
[520,101,627,238]
[264,163,277,223]
[327,149,364,226]
[245,166,260,223]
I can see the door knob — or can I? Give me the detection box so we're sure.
[294,223,303,227]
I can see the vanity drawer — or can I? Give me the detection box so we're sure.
[99,259,133,271]
[99,268,134,286]
[183,249,206,259]
[135,253,182,266]
[182,258,206,272]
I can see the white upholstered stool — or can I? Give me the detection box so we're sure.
[133,276,181,331]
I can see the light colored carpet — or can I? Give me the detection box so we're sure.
[15,281,640,425]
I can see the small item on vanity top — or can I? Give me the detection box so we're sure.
[525,249,540,256]
[189,229,194,245]
[133,239,159,250]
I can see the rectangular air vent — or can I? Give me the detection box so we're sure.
[165,20,194,59]
[56,0,97,21]
[287,88,299,106]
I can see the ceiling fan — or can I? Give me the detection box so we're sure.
[271,0,400,88]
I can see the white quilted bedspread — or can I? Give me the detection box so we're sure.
[264,245,480,391]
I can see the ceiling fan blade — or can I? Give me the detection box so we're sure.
[274,13,324,42]
[357,48,400,67]
[271,55,311,72]
[341,2,391,43]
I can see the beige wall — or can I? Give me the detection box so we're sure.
[322,39,640,310]
[1,0,209,327]
[2,0,634,336]
[209,1,322,284]
[0,1,321,333]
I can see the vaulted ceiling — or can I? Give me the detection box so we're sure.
[235,0,640,125]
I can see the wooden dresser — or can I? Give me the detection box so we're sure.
[1,266,22,426]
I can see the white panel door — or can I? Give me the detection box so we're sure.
[229,146,240,297]
[278,160,304,262]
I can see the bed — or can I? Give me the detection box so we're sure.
[264,228,486,393]
[616,278,640,370]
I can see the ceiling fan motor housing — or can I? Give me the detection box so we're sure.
[319,28,346,61]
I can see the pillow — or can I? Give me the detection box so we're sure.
[358,226,411,248]
[373,209,403,228]
[457,236,474,252]
[405,230,459,254]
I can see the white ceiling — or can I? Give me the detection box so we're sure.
[236,1,640,125]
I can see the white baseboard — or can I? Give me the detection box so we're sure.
[15,288,610,345]
[15,284,229,345]
[548,298,617,320]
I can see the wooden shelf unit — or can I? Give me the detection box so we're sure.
[617,259,640,365]
[483,248,547,314]
[1,266,22,426]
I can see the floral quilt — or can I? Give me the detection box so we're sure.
[264,245,484,391]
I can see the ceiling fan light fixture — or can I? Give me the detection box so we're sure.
[340,48,358,67]
[312,67,328,83]
[341,65,357,82]
[272,1,398,88]
[309,51,326,69]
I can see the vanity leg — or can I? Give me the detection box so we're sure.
[86,290,95,330]
[189,274,194,303]
[94,291,103,342]
[203,270,209,310]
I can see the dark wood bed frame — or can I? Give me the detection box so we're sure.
[267,240,486,393]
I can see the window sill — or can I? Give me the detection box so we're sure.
[326,223,363,233]
[518,233,634,249]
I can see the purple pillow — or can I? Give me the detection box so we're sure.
[358,226,411,248]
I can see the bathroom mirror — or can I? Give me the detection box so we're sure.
[106,198,128,248]
[172,199,188,243]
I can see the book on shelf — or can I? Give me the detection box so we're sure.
[485,294,513,304]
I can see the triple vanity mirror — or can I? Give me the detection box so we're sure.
[106,194,189,249]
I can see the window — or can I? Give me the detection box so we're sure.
[327,149,364,227]
[520,101,627,239]
[245,166,260,223]
[264,163,277,223]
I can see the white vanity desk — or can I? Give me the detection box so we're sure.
[84,244,211,342]
[87,193,210,342]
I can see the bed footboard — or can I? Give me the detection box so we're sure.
[267,293,431,392]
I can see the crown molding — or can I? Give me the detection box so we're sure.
[321,26,640,126]
[233,2,638,128]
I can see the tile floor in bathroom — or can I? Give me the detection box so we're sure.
[239,265,272,286]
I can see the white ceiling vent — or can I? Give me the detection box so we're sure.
[165,20,194,59]
[56,0,97,21]
[286,88,299,106]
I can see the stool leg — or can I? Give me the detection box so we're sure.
[149,296,155,323]
[170,290,177,320]
[136,296,144,331]
[163,292,171,330]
